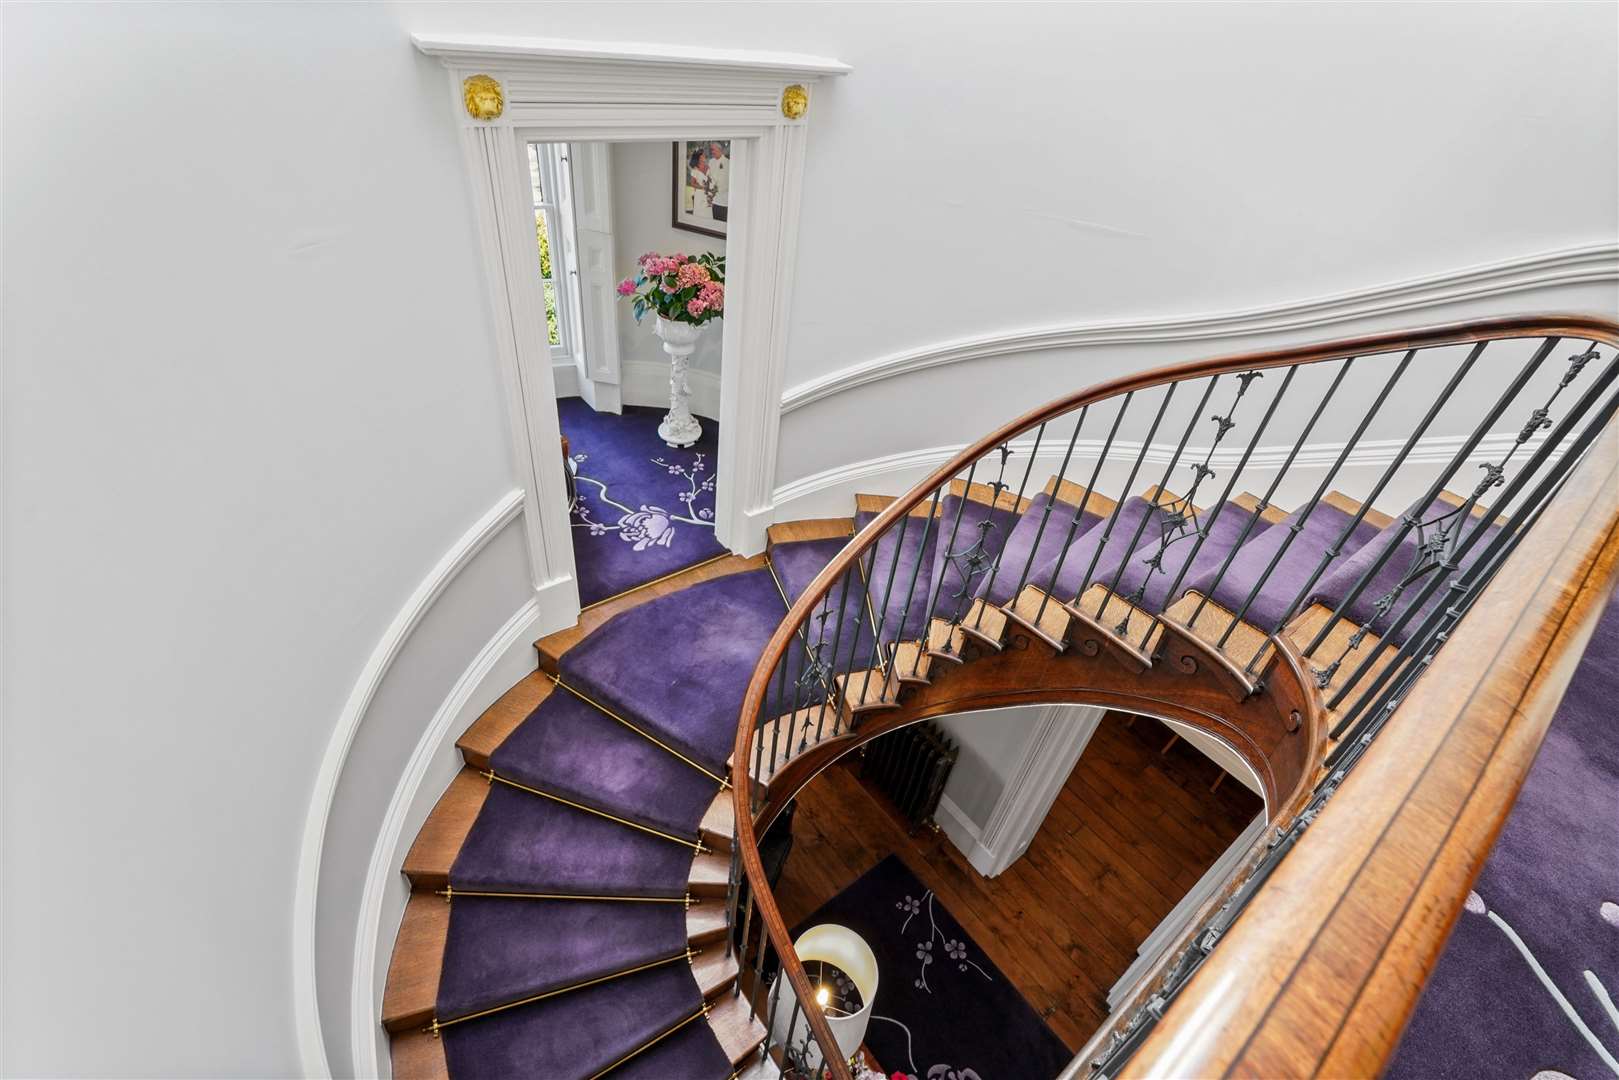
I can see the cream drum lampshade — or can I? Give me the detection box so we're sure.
[770,923,879,1070]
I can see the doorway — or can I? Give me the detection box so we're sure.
[528,138,732,606]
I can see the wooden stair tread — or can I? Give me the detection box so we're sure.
[691,942,741,998]
[1233,491,1288,525]
[535,553,768,670]
[686,899,729,947]
[1007,584,1073,648]
[1046,474,1118,519]
[382,893,448,1032]
[1069,584,1160,666]
[854,492,938,519]
[925,617,968,661]
[957,597,1008,647]
[700,791,733,850]
[1323,488,1394,530]
[403,769,490,889]
[948,476,1032,513]
[708,992,769,1066]
[688,849,730,896]
[891,640,933,682]
[389,1026,448,1079]
[1436,487,1492,518]
[836,668,900,712]
[457,671,552,769]
[735,706,835,782]
[767,517,853,546]
[1286,602,1397,731]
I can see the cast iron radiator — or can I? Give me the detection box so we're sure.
[860,720,958,830]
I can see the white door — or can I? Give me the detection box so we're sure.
[567,142,623,413]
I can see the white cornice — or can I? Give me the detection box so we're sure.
[780,242,1619,414]
[411,33,851,79]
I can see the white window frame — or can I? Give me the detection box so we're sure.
[527,142,581,361]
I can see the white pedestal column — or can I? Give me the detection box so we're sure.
[653,317,705,448]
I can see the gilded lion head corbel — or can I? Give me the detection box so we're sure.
[462,74,504,121]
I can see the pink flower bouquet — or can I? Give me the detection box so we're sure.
[617,251,726,326]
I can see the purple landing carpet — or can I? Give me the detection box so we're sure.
[436,896,689,1021]
[1384,594,1619,1080]
[790,854,1071,1080]
[489,689,719,841]
[856,509,940,644]
[978,490,1105,606]
[560,398,727,607]
[1189,498,1384,633]
[559,569,789,776]
[440,955,704,1079]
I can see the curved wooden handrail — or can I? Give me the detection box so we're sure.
[730,315,1619,1078]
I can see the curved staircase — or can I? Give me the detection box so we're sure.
[384,317,1619,1079]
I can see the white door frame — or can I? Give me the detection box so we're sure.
[415,35,849,631]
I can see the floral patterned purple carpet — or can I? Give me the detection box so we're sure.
[1384,593,1619,1080]
[791,854,1070,1080]
[559,398,726,606]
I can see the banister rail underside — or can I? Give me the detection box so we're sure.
[726,315,1619,1080]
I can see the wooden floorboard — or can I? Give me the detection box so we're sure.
[770,714,1260,1052]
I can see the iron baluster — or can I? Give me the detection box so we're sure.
[1034,396,1132,628]
[900,488,944,678]
[1096,376,1218,630]
[1208,358,1356,638]
[810,552,859,743]
[855,506,914,711]
[1247,342,1487,668]
[973,423,1046,623]
[1303,336,1562,659]
[916,459,980,658]
[939,444,1013,629]
[1012,409,1087,604]
[1072,382,1178,604]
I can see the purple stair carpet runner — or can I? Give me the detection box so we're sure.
[1307,496,1502,646]
[1188,498,1383,633]
[856,508,941,644]
[559,569,790,776]
[929,493,1021,623]
[559,398,727,608]
[490,690,718,841]
[607,1012,740,1079]
[440,955,706,1079]
[977,490,1106,606]
[1027,495,1174,607]
[436,896,689,1022]
[1385,595,1619,1079]
[1109,500,1273,616]
[450,783,695,898]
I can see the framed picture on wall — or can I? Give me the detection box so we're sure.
[672,140,730,238]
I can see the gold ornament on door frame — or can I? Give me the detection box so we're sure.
[463,75,505,121]
[780,84,809,120]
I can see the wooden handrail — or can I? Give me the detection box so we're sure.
[729,315,1619,1078]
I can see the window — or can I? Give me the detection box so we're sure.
[527,143,577,354]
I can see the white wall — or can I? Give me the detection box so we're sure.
[4,3,1615,1078]
[610,141,727,390]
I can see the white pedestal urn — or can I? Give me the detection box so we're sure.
[653,317,705,449]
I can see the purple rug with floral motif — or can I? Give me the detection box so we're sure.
[559,398,727,606]
[790,854,1070,1080]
